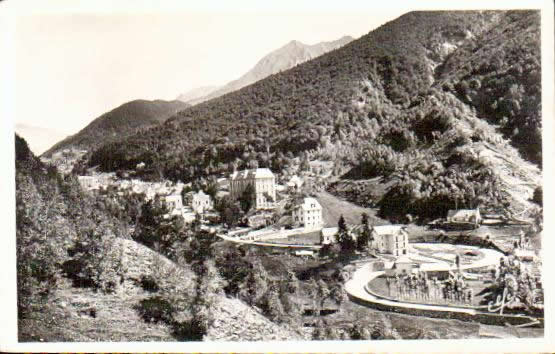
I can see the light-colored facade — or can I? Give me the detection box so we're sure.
[385,255,414,276]
[320,227,339,245]
[286,175,304,190]
[229,168,276,209]
[78,176,100,190]
[165,193,183,210]
[292,197,323,230]
[191,190,213,213]
[446,208,482,225]
[371,225,409,256]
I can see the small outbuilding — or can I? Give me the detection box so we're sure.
[385,255,414,276]
[446,208,482,226]
[320,227,339,245]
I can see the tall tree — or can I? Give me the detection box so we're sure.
[337,214,356,254]
[357,212,372,251]
[239,183,256,213]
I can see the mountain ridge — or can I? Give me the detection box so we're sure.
[181,35,354,105]
[83,10,541,222]
[43,99,189,157]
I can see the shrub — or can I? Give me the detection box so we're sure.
[136,296,175,323]
[140,275,160,293]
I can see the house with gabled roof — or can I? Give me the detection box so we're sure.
[292,197,323,230]
[371,225,409,256]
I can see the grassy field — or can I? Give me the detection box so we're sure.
[315,191,387,227]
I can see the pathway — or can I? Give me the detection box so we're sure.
[216,233,322,249]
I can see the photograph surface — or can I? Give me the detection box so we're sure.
[7,1,550,349]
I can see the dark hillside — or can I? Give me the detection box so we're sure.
[43,99,189,156]
[436,11,541,164]
[17,134,299,341]
[82,10,541,221]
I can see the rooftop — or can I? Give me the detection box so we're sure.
[395,255,413,263]
[447,209,480,219]
[297,197,322,210]
[231,168,275,180]
[371,225,406,235]
[321,227,339,237]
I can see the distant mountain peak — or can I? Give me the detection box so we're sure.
[180,35,354,105]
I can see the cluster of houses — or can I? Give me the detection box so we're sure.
[78,167,416,262]
[165,189,215,223]
[229,167,325,230]
[78,167,321,230]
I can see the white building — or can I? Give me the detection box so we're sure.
[192,190,213,213]
[229,168,276,209]
[385,255,414,276]
[286,175,304,190]
[371,225,409,256]
[320,227,339,245]
[292,197,323,230]
[165,193,183,210]
[446,208,482,226]
[78,176,99,191]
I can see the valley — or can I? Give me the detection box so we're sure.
[15,8,545,344]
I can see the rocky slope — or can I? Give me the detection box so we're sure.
[182,36,353,105]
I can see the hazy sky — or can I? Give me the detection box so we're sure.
[12,9,403,150]
[5,0,547,154]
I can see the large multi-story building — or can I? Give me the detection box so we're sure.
[229,168,276,209]
[292,197,323,230]
[371,225,409,256]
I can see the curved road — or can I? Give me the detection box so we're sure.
[345,245,504,316]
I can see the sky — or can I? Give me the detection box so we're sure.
[8,3,407,154]
[3,0,549,155]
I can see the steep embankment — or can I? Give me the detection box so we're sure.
[17,134,298,342]
[83,11,541,221]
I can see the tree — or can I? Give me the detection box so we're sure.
[357,212,372,251]
[337,214,356,254]
[316,279,331,313]
[241,259,269,306]
[186,259,226,338]
[330,284,346,309]
[239,183,256,213]
[338,215,347,233]
[215,196,241,227]
[134,198,169,249]
[263,281,285,322]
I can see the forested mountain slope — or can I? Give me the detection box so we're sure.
[43,99,189,157]
[82,10,541,221]
[182,36,353,105]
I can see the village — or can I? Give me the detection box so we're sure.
[74,160,544,326]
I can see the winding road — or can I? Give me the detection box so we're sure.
[344,245,542,327]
